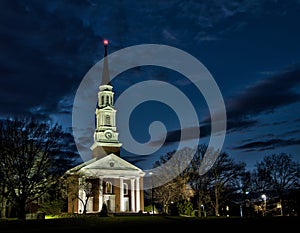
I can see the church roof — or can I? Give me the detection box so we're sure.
[65,153,145,177]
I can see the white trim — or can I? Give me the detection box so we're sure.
[99,177,103,212]
[135,177,140,212]
[131,178,135,212]
[120,177,124,212]
[90,142,122,150]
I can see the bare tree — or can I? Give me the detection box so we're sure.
[206,152,246,216]
[252,153,300,216]
[152,147,195,214]
[152,145,246,216]
[188,144,213,217]
[63,175,95,215]
[0,117,76,219]
[188,145,246,217]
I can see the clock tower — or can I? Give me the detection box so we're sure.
[90,39,122,159]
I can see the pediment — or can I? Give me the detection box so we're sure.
[84,153,142,171]
[65,153,145,178]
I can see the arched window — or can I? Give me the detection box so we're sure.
[105,115,110,126]
[123,183,128,195]
[105,182,112,194]
[101,96,104,106]
[106,96,109,105]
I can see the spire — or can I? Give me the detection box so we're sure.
[101,39,111,86]
[92,39,122,159]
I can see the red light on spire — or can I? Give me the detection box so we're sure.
[103,39,109,45]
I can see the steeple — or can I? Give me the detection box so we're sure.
[101,39,111,86]
[91,38,122,159]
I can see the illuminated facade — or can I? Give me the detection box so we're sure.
[65,40,145,214]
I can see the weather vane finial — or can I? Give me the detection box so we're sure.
[103,39,109,57]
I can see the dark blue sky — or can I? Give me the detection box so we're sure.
[1,0,300,171]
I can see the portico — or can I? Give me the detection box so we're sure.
[66,153,145,213]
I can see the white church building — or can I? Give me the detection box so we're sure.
[65,40,145,214]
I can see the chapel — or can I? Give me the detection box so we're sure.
[65,40,145,214]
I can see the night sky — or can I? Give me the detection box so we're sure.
[1,0,300,171]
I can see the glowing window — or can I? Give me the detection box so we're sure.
[105,182,112,194]
[123,183,128,195]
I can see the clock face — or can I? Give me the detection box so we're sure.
[105,131,112,139]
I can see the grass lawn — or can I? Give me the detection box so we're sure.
[0,215,298,232]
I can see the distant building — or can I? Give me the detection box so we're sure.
[64,40,145,214]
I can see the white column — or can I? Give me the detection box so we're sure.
[78,178,84,214]
[99,177,103,212]
[120,177,124,212]
[135,177,140,212]
[130,178,135,212]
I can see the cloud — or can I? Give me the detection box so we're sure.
[213,64,300,134]
[226,119,258,132]
[148,124,210,146]
[122,153,150,165]
[162,29,176,41]
[280,129,300,138]
[226,65,300,120]
[153,64,300,146]
[0,0,100,120]
[0,0,291,122]
[1,0,300,165]
[232,138,300,152]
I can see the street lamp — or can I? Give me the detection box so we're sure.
[149,172,154,214]
[241,191,250,217]
[201,204,206,217]
[261,194,267,216]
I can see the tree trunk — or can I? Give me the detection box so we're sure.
[215,187,219,216]
[0,198,7,218]
[198,203,202,217]
[17,200,26,219]
[280,199,283,216]
[0,186,7,218]
[197,192,202,217]
[83,197,89,214]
